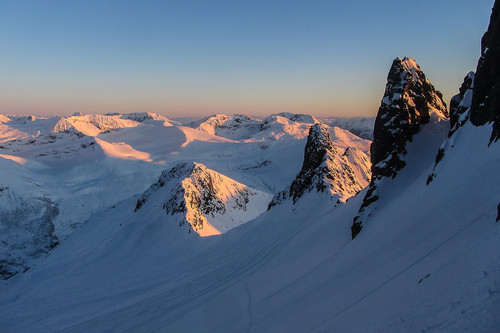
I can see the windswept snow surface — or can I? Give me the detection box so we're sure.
[0,111,498,332]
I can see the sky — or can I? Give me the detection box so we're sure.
[0,0,495,118]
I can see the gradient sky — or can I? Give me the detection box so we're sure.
[0,0,495,118]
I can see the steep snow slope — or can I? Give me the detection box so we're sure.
[328,126,371,153]
[0,122,498,332]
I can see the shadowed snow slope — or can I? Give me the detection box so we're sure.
[0,121,498,332]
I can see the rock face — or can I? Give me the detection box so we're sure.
[469,0,500,143]
[449,72,475,136]
[135,162,272,237]
[371,57,448,179]
[426,72,475,185]
[268,124,370,208]
[351,57,447,239]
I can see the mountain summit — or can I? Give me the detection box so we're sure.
[135,162,272,237]
[371,57,447,179]
[352,57,448,238]
[269,123,370,207]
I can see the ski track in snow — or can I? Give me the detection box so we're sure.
[55,214,313,333]
[0,111,499,332]
[308,211,493,332]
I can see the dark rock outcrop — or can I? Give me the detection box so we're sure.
[268,124,370,208]
[352,57,447,239]
[370,57,447,179]
[449,72,475,136]
[469,0,500,143]
[427,72,475,185]
[135,162,267,236]
[497,202,500,222]
[428,1,500,185]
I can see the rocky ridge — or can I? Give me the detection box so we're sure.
[269,123,370,208]
[428,0,500,184]
[135,162,272,236]
[469,0,500,143]
[351,57,448,238]
[449,72,475,137]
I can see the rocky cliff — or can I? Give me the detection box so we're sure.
[269,124,370,208]
[352,57,448,238]
[469,0,500,143]
[135,162,272,236]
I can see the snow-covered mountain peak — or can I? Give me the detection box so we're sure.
[187,114,261,140]
[120,112,178,126]
[372,56,448,179]
[0,115,11,124]
[269,124,371,207]
[64,114,140,136]
[135,162,272,237]
[185,112,327,141]
[352,57,449,238]
[273,112,318,124]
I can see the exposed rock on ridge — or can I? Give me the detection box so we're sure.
[427,72,475,185]
[449,72,475,137]
[427,1,500,184]
[352,57,448,238]
[469,0,500,143]
[370,57,447,179]
[269,124,370,208]
[135,162,272,236]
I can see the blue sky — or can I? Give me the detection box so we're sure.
[0,0,494,117]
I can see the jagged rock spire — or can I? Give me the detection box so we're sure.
[288,123,341,202]
[469,0,500,143]
[371,57,447,179]
[135,162,271,237]
[449,72,475,136]
[269,124,370,208]
[351,57,447,239]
